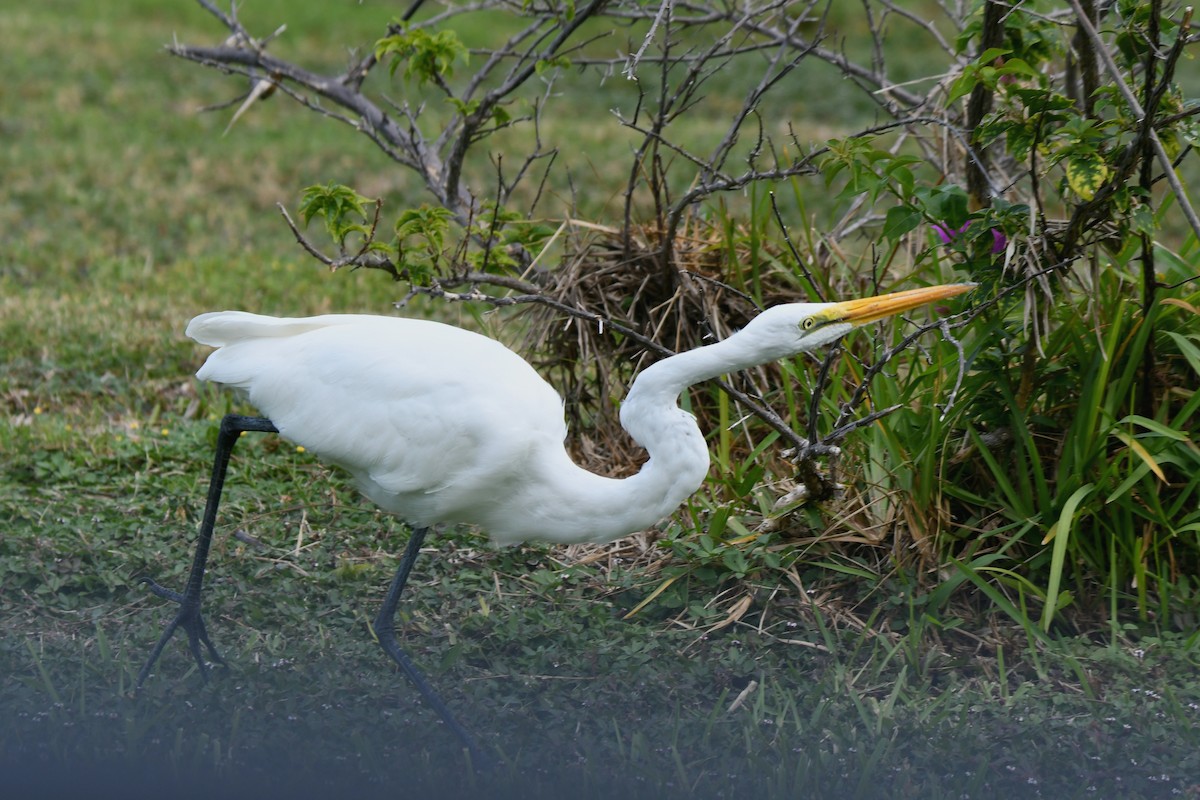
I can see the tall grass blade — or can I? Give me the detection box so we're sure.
[950,557,1051,646]
[1041,483,1094,631]
[25,640,62,705]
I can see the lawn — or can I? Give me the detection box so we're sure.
[2,2,1199,798]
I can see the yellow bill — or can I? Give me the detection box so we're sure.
[829,283,976,327]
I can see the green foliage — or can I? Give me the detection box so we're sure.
[393,204,455,282]
[300,183,457,277]
[808,1,1199,639]
[820,140,1025,273]
[955,4,1059,65]
[945,47,1041,105]
[465,202,556,272]
[819,137,923,205]
[1057,120,1112,200]
[534,54,572,75]
[955,2,1195,216]
[375,25,469,85]
[293,183,558,281]
[941,275,1200,627]
[299,182,375,249]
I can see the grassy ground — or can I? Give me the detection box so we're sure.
[3,2,1200,798]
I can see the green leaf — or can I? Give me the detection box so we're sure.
[947,47,1015,105]
[883,204,923,241]
[1006,123,1035,162]
[836,163,883,200]
[394,204,454,251]
[1111,430,1166,482]
[882,155,921,195]
[1166,332,1200,377]
[949,556,1052,646]
[1041,483,1094,632]
[1129,201,1155,235]
[375,28,468,85]
[1065,153,1108,200]
[915,184,970,229]
[976,47,1014,66]
[535,55,571,75]
[721,548,748,577]
[1115,414,1189,441]
[997,57,1039,78]
[946,72,977,105]
[298,182,373,245]
[446,97,481,116]
[974,116,1012,150]
[299,183,368,225]
[1105,461,1153,504]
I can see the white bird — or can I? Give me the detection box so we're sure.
[137,283,972,765]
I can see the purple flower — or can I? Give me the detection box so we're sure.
[933,220,1007,254]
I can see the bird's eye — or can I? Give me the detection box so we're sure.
[801,318,816,331]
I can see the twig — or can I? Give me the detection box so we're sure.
[277,202,400,279]
[1067,1,1200,242]
[768,192,824,302]
[935,319,968,420]
[623,0,673,79]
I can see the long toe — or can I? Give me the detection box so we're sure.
[138,576,185,604]
[138,585,225,684]
[194,615,228,668]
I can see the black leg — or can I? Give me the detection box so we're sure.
[137,414,278,688]
[372,527,492,769]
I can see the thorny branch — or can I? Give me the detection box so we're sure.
[173,0,608,219]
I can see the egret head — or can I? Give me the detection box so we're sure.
[738,283,975,359]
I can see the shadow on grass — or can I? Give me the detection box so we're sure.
[4,615,1200,800]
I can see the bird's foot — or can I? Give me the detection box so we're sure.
[373,622,494,772]
[136,577,227,688]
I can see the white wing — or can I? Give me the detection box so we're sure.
[187,312,568,529]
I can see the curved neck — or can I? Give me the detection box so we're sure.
[622,333,770,426]
[490,334,764,545]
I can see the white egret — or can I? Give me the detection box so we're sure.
[137,283,973,765]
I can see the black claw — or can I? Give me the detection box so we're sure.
[136,580,228,687]
[137,415,276,689]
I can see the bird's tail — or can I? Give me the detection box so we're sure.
[186,311,355,346]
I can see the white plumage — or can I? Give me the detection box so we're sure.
[186,284,972,547]
[189,313,582,544]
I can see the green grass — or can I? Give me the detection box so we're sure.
[3,2,1200,797]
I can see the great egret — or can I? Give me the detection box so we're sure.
[137,283,973,765]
